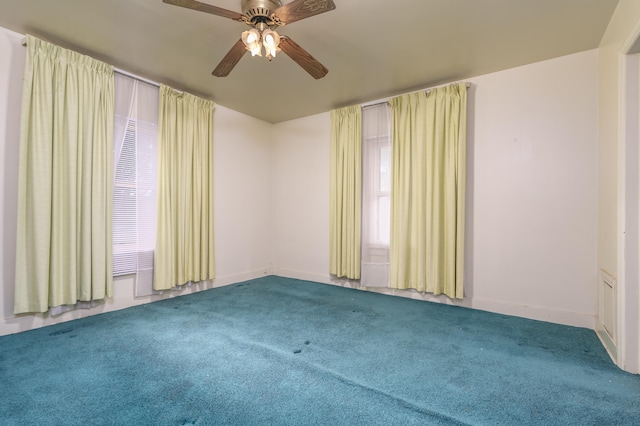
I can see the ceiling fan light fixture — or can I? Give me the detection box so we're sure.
[262,29,281,60]
[242,28,263,56]
[165,0,336,78]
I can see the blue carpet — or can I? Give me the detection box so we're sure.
[1,276,638,425]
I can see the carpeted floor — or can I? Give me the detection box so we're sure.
[1,276,638,425]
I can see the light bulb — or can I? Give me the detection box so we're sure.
[265,34,274,46]
[242,29,263,57]
[251,44,262,56]
[262,29,281,60]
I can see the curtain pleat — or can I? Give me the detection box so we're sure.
[154,85,215,290]
[389,83,467,299]
[14,35,114,314]
[329,105,362,279]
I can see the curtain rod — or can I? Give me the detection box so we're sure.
[20,36,161,88]
[21,35,468,107]
[361,82,472,108]
[114,68,160,88]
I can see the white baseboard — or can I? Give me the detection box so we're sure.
[1,268,597,336]
[595,321,618,364]
[213,269,272,287]
[274,268,596,329]
[468,297,595,329]
[0,268,270,337]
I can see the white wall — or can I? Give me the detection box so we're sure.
[0,26,273,335]
[272,113,331,279]
[212,105,273,281]
[468,50,598,326]
[272,49,599,329]
[0,27,24,334]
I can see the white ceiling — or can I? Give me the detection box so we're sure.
[0,0,619,123]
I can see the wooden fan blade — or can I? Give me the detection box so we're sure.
[163,0,244,21]
[212,39,247,77]
[279,37,328,79]
[274,0,336,24]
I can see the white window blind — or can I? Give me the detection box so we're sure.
[113,74,159,279]
[361,103,391,287]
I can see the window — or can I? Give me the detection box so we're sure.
[361,103,391,287]
[369,139,391,246]
[112,74,159,277]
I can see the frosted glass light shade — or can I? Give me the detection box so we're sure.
[242,29,262,56]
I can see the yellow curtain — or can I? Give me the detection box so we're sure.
[389,83,467,299]
[14,35,114,314]
[154,85,215,290]
[329,106,362,279]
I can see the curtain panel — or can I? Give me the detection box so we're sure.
[14,35,114,314]
[329,105,362,279]
[154,85,215,290]
[389,83,467,299]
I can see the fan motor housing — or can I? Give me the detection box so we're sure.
[241,0,282,23]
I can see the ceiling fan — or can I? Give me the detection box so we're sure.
[163,0,336,79]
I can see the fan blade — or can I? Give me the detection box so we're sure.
[279,37,328,79]
[274,0,336,24]
[212,39,247,77]
[163,0,244,21]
